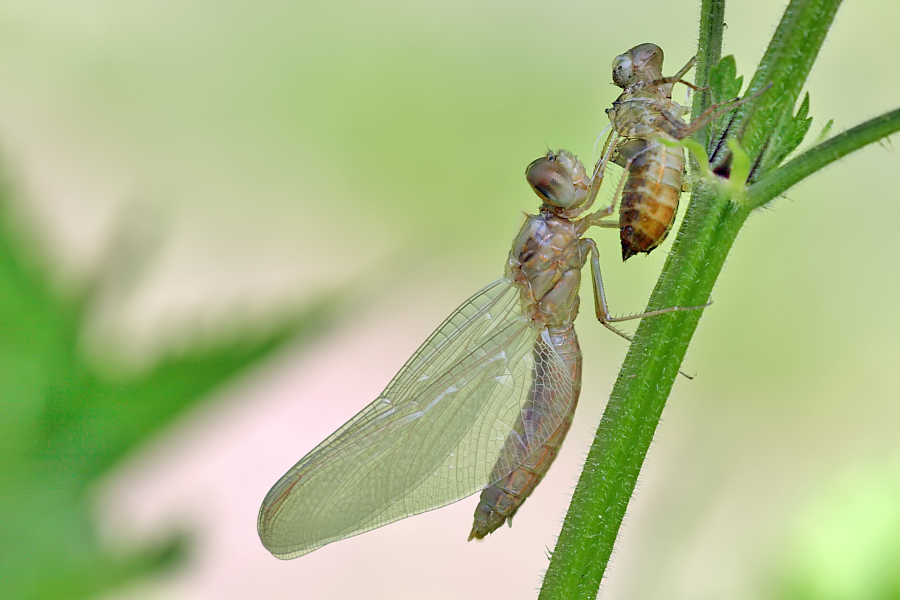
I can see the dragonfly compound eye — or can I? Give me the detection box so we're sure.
[526,155,584,209]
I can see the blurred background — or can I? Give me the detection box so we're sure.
[1,0,898,598]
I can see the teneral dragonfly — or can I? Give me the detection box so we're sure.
[258,150,707,559]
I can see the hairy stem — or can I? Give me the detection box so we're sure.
[692,0,727,150]
[712,0,842,173]
[538,0,862,597]
[746,107,900,209]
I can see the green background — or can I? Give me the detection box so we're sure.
[1,0,898,598]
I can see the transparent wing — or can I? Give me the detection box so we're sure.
[258,277,575,559]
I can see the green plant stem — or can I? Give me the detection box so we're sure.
[716,0,841,172]
[746,107,900,209]
[692,0,726,150]
[538,0,867,597]
[539,180,744,600]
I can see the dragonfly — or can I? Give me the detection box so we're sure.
[601,43,754,260]
[258,149,709,559]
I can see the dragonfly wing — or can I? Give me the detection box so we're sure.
[258,278,575,559]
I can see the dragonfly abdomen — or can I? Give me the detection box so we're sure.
[604,43,695,261]
[619,140,684,259]
[469,325,582,540]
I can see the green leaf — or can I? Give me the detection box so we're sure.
[747,106,900,210]
[804,117,834,151]
[0,154,342,599]
[712,0,842,175]
[38,298,336,481]
[754,92,814,178]
[706,55,745,148]
[709,56,743,102]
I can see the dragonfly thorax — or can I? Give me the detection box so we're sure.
[507,213,586,328]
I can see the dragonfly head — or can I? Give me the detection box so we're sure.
[612,43,664,89]
[525,150,590,213]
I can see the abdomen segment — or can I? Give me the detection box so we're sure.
[619,140,684,260]
[469,326,582,540]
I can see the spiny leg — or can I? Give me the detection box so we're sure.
[651,56,700,92]
[670,55,697,82]
[592,123,613,166]
[652,76,701,92]
[583,238,710,330]
[578,149,648,234]
[676,85,772,139]
[579,129,620,213]
[583,238,708,378]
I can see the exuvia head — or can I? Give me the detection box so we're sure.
[525,150,590,211]
[612,43,664,89]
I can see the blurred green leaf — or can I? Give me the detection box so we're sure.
[0,163,337,598]
[38,298,334,482]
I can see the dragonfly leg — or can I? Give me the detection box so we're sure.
[584,238,706,379]
[652,56,701,93]
[672,55,697,81]
[577,207,618,233]
[578,149,643,235]
[584,237,711,331]
[676,85,772,139]
[579,130,620,214]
